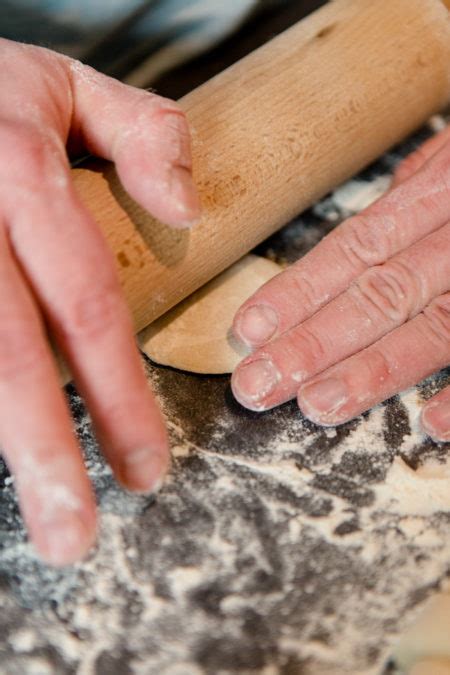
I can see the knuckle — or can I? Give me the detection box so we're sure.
[138,94,188,132]
[394,151,426,182]
[150,96,186,121]
[0,122,62,188]
[59,282,124,341]
[0,124,43,174]
[367,348,393,386]
[150,99,191,165]
[287,268,321,311]
[422,293,450,348]
[336,214,393,270]
[0,324,48,381]
[427,147,450,192]
[118,95,191,166]
[351,261,420,324]
[98,394,142,426]
[297,326,329,370]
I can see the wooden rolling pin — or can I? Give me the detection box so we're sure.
[72,0,450,334]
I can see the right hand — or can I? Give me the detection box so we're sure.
[232,125,450,437]
[0,38,201,566]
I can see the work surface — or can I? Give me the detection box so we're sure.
[0,117,449,675]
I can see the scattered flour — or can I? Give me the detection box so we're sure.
[331,176,391,216]
[2,117,450,674]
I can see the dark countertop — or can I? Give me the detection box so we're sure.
[0,114,449,675]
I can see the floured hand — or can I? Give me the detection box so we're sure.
[232,126,450,442]
[0,38,200,566]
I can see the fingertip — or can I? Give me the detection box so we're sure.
[116,446,170,495]
[165,165,202,228]
[115,155,202,230]
[111,98,202,229]
[421,401,450,442]
[231,357,280,411]
[35,509,97,568]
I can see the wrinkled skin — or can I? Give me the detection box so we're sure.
[232,126,450,445]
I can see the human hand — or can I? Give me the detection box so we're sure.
[232,125,450,442]
[0,38,200,566]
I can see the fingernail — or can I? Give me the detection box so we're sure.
[169,165,201,226]
[421,401,450,441]
[236,305,278,346]
[232,358,280,409]
[299,378,348,422]
[41,513,92,567]
[120,448,167,494]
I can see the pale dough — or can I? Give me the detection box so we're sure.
[394,591,450,673]
[138,255,282,374]
[410,661,450,675]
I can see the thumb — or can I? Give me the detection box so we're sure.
[67,58,201,228]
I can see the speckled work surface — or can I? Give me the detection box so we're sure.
[0,117,449,675]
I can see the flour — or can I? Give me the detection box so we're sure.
[2,116,450,674]
[331,176,391,216]
[374,455,450,518]
[428,114,448,133]
[1,355,448,675]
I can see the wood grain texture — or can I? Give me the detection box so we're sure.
[72,0,450,335]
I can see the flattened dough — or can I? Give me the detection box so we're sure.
[411,662,450,675]
[394,591,450,673]
[138,255,282,374]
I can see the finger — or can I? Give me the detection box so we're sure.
[421,385,450,442]
[233,142,450,348]
[0,225,96,566]
[232,222,450,411]
[68,59,200,228]
[296,292,450,426]
[392,125,450,188]
[1,122,170,494]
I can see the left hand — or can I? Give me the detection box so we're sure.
[0,39,200,566]
[231,126,450,442]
